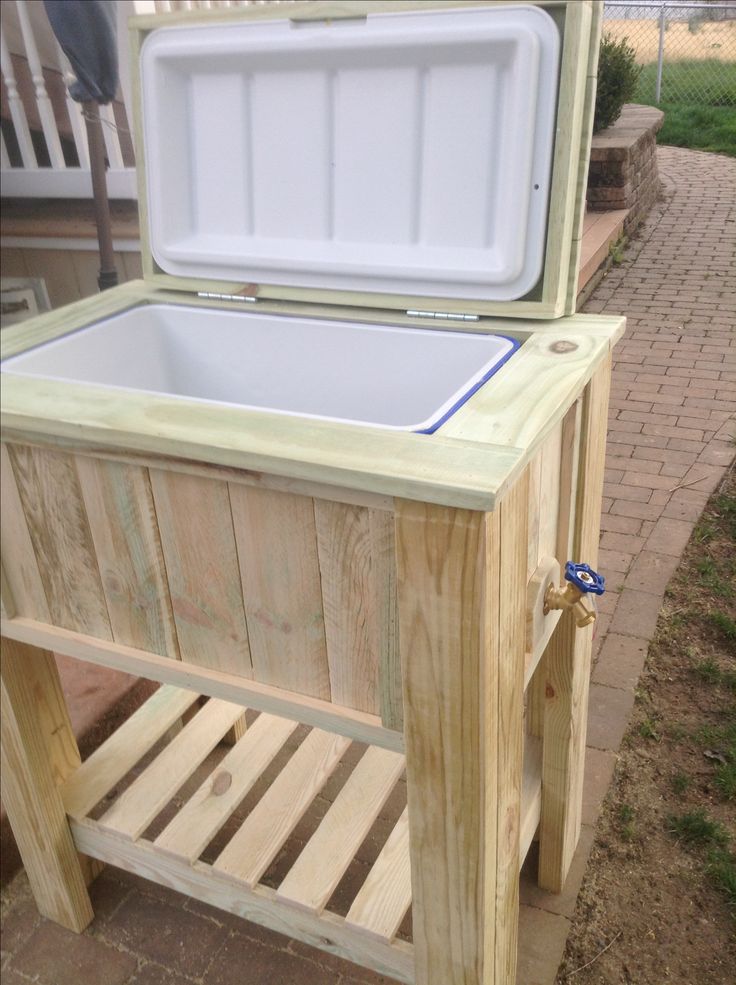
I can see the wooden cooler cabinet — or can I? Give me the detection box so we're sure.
[0,3,623,983]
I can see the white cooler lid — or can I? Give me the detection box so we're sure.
[140,4,560,302]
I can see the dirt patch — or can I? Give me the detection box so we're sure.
[557,465,736,985]
[604,19,736,64]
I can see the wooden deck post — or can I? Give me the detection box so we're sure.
[538,355,611,892]
[0,637,94,932]
[397,472,528,985]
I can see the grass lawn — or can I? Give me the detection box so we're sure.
[634,60,736,156]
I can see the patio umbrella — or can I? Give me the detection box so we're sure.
[44,0,119,290]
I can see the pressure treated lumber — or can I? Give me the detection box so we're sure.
[98,698,248,839]
[0,617,403,752]
[0,639,93,931]
[150,469,252,675]
[6,445,111,639]
[345,807,411,941]
[315,499,380,713]
[213,727,352,886]
[396,479,528,985]
[75,456,179,657]
[229,486,330,700]
[62,685,200,819]
[538,355,611,892]
[0,443,50,621]
[1,375,525,512]
[276,745,405,912]
[70,815,415,983]
[154,712,297,860]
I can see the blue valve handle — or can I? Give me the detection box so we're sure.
[564,561,605,596]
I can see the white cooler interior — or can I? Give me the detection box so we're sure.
[1,304,519,432]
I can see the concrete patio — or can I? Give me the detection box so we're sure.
[1,143,734,985]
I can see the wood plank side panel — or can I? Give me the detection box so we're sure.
[0,443,50,622]
[539,355,612,893]
[370,509,402,732]
[542,1,593,310]
[75,457,179,657]
[229,486,331,700]
[315,500,380,714]
[345,806,412,941]
[149,469,252,676]
[397,502,498,985]
[6,445,111,639]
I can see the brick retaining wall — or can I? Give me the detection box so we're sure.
[587,104,665,235]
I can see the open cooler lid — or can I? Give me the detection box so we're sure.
[140,4,560,303]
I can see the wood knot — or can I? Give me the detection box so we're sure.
[549,340,578,354]
[211,770,232,796]
[545,683,556,699]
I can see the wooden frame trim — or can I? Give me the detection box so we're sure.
[0,616,404,753]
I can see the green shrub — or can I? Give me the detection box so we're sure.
[594,34,642,133]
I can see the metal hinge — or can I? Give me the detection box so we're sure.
[406,309,479,322]
[197,291,257,303]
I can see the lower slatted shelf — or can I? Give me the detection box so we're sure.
[61,684,543,984]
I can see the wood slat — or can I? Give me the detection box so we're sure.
[70,816,415,984]
[493,472,529,985]
[0,443,50,621]
[155,713,297,860]
[76,457,179,656]
[98,698,247,840]
[277,746,405,913]
[229,486,331,700]
[315,500,379,714]
[62,685,200,820]
[345,806,411,942]
[370,509,402,732]
[556,398,583,566]
[6,445,111,638]
[149,469,252,675]
[526,450,543,581]
[396,502,498,985]
[214,728,352,887]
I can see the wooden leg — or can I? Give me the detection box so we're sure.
[538,356,611,893]
[1,637,94,931]
[396,473,528,985]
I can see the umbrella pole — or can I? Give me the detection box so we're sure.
[83,101,118,291]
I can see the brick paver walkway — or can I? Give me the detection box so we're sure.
[1,146,734,985]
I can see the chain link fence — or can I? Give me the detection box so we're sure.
[603,1,736,106]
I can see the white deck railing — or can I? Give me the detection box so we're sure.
[0,0,296,201]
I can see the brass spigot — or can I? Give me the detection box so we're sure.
[544,562,605,628]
